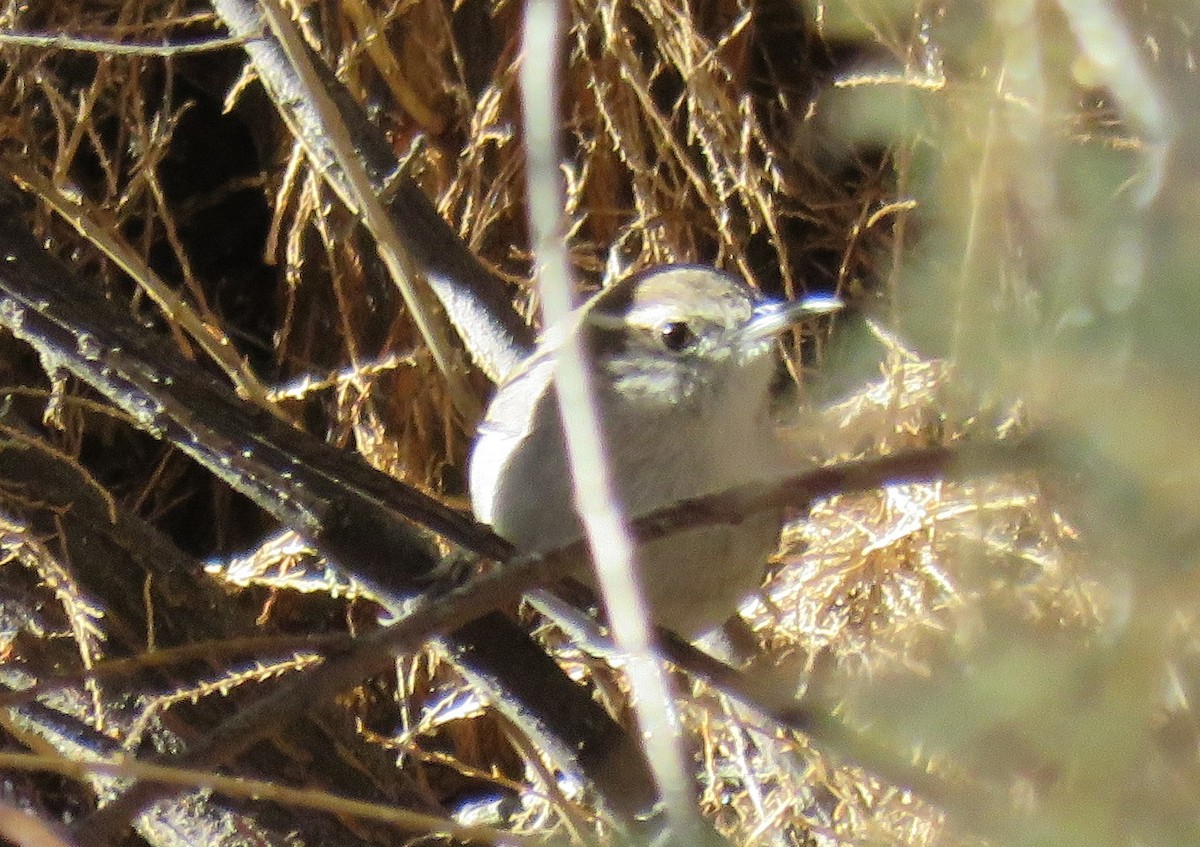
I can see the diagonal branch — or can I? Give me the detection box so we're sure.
[0,197,662,843]
[212,0,533,386]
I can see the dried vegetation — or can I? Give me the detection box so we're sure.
[0,0,1197,846]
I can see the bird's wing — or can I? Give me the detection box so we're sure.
[468,343,559,525]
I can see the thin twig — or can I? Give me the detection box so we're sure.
[0,28,245,56]
[211,0,534,384]
[0,633,348,709]
[7,159,284,419]
[0,750,523,844]
[519,2,714,845]
[238,0,481,421]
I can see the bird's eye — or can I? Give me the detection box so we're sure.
[659,320,696,352]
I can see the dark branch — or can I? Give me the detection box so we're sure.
[0,199,662,844]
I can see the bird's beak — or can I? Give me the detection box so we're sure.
[741,292,842,346]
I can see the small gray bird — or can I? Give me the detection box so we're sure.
[469,265,838,638]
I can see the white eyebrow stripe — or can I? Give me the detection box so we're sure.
[626,302,686,327]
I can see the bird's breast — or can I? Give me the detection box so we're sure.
[468,369,786,636]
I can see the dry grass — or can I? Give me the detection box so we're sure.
[0,0,1197,846]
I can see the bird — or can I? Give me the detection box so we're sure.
[469,265,839,638]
